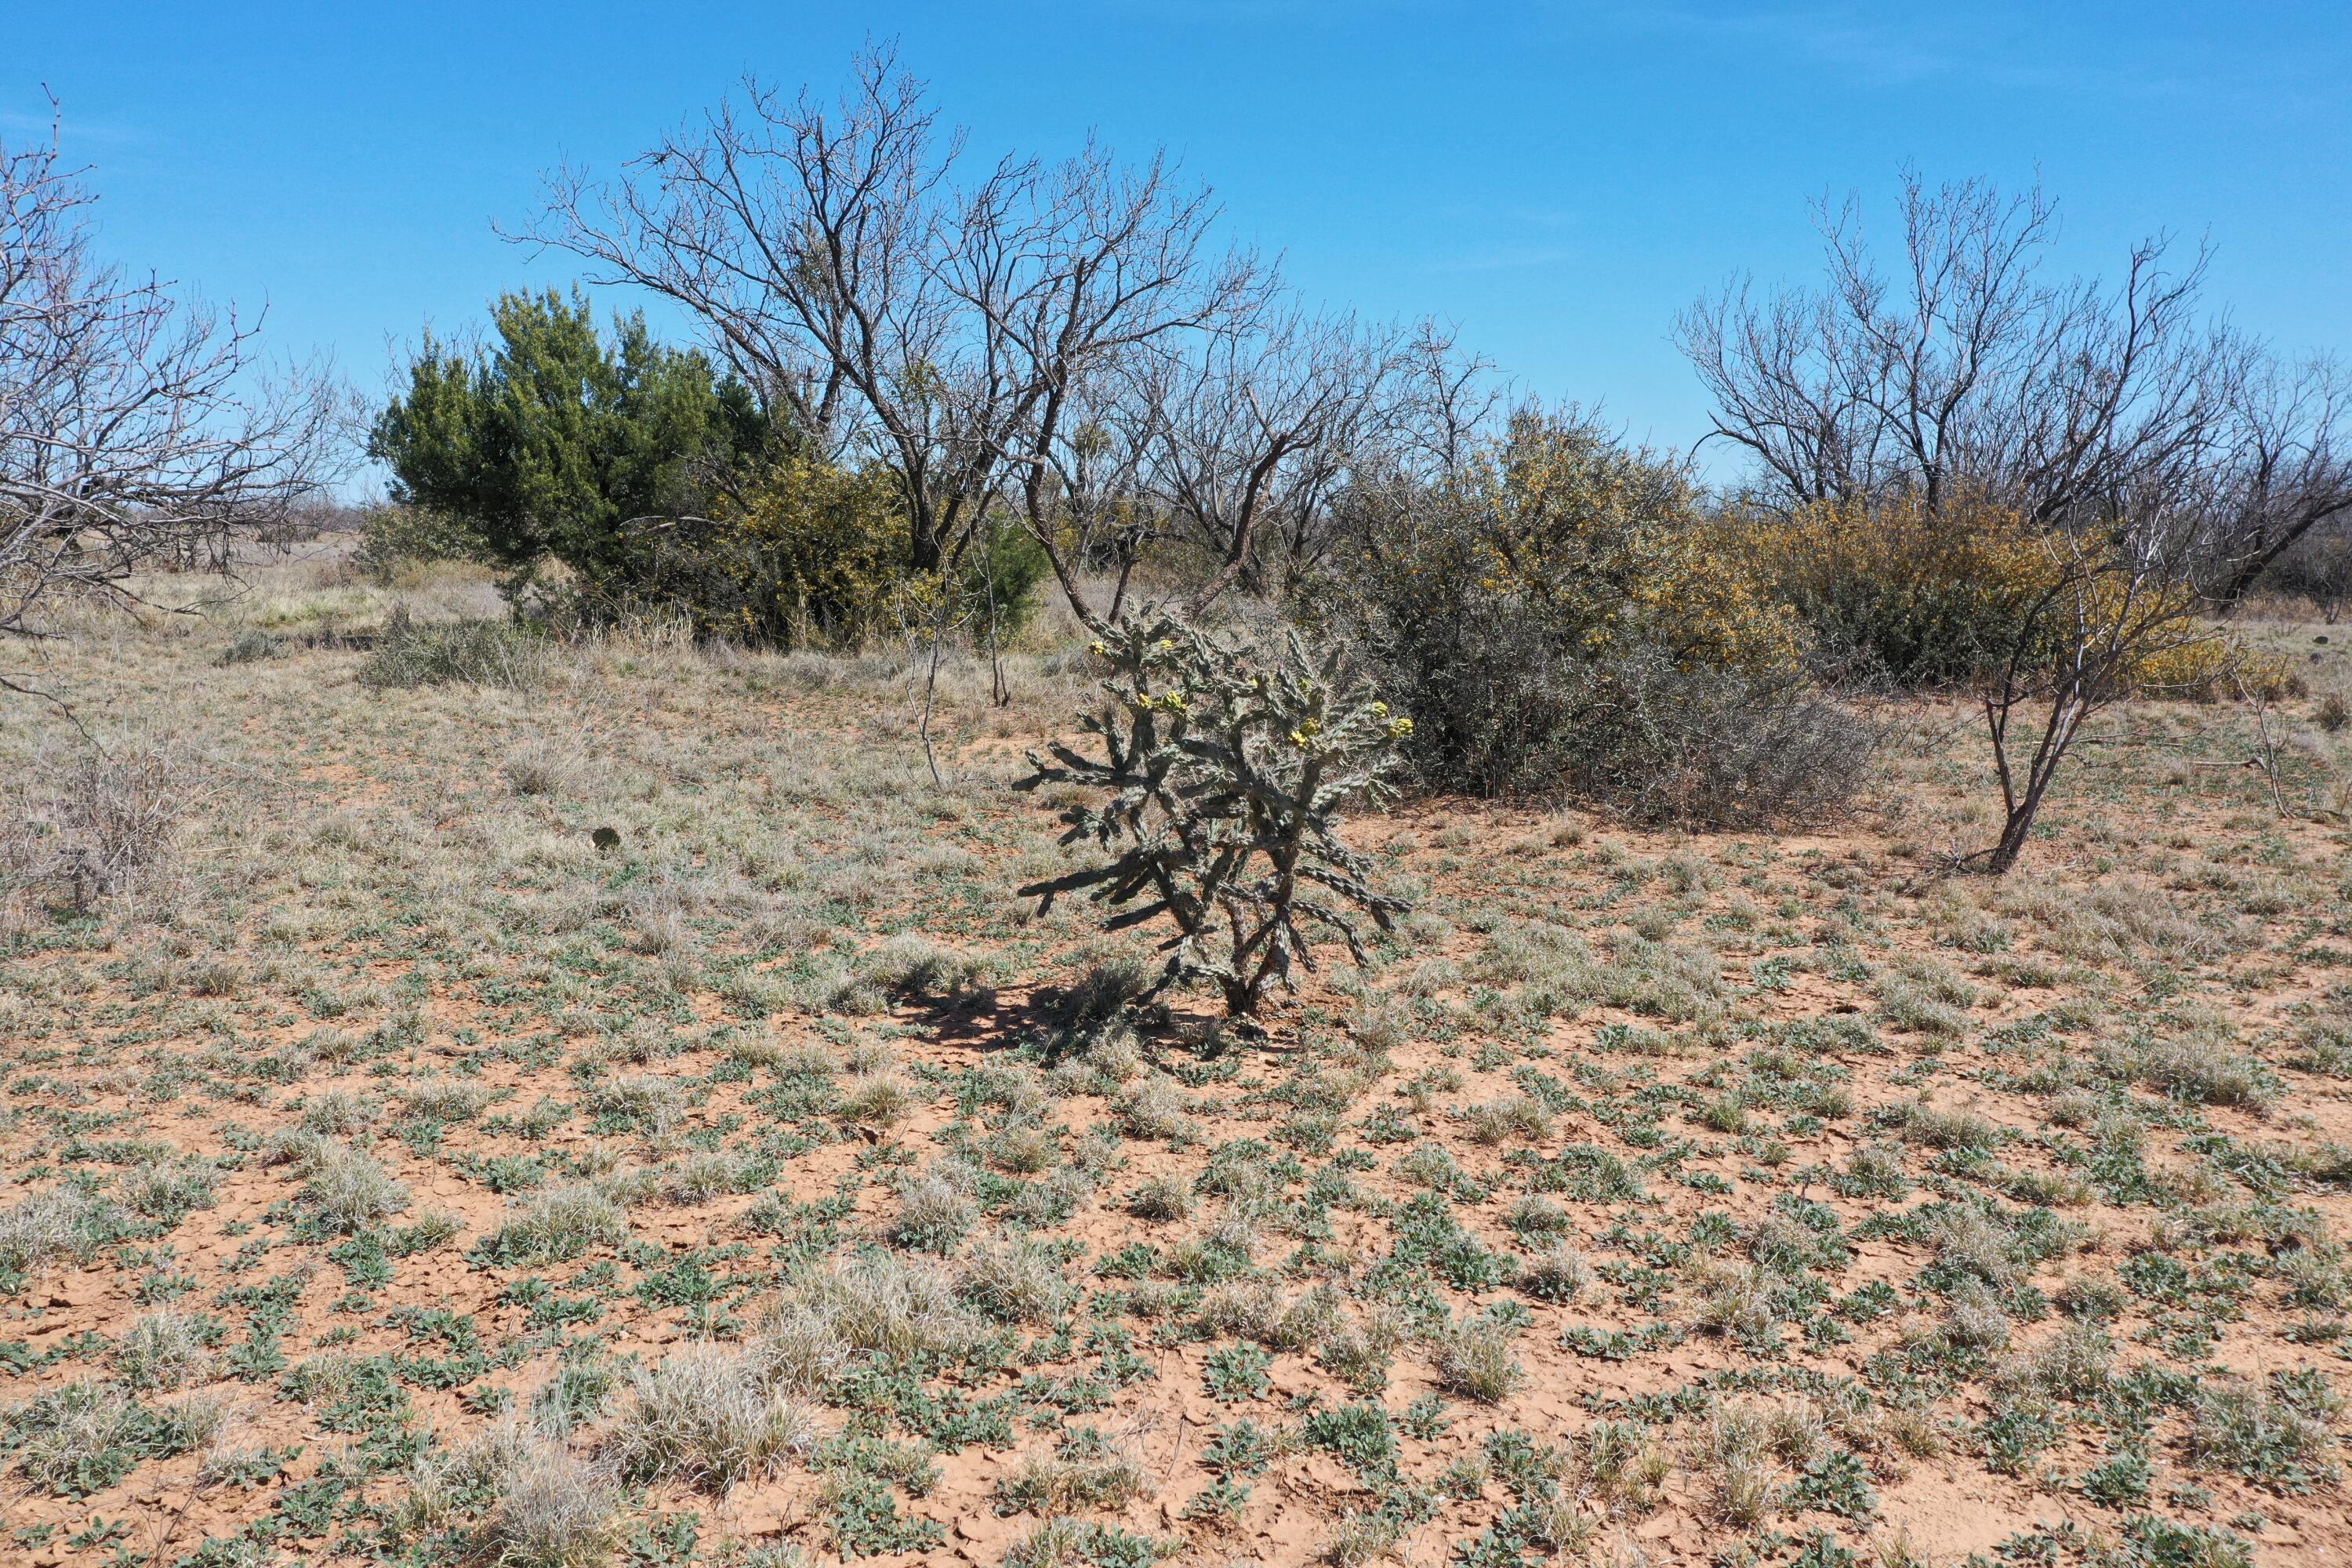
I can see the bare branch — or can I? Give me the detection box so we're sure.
[514,43,1261,602]
[1672,171,2236,533]
[2,104,341,652]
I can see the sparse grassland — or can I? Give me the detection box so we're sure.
[3,550,2352,1568]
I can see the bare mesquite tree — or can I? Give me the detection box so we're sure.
[1973,517,2220,871]
[1029,365,1162,622]
[1677,171,2338,871]
[1382,319,1505,483]
[517,46,1478,627]
[517,44,1265,590]
[1129,307,1406,612]
[957,143,1282,621]
[1675,172,2238,525]
[1005,313,1481,623]
[1,107,339,685]
[2203,354,2352,605]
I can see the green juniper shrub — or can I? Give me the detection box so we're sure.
[369,289,763,595]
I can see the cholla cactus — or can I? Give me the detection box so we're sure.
[1018,613,1412,1018]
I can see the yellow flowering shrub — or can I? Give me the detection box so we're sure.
[1728,495,2288,700]
[1720,495,2053,688]
[1329,408,1802,681]
[600,452,1045,649]
[2105,612,2295,700]
[1317,410,1871,817]
[713,452,929,646]
[1471,410,1805,678]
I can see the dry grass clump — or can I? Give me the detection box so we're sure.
[1519,1245,1594,1302]
[1463,1093,1555,1146]
[503,738,576,797]
[1925,1207,2024,1287]
[1896,1099,2002,1152]
[1938,1280,2013,1351]
[836,1070,920,1131]
[287,1139,409,1232]
[2132,1031,2278,1112]
[485,1184,631,1265]
[1046,1026,1145,1097]
[114,1156,218,1222]
[858,931,996,1003]
[359,609,549,691]
[995,1434,1152,1516]
[720,1030,794,1071]
[1993,875,2247,964]
[1746,1210,1838,1273]
[1507,1194,1575,1240]
[891,1164,982,1254]
[1998,1320,2114,1400]
[1435,1318,1524,1403]
[7,1379,155,1495]
[401,1076,502,1123]
[605,1344,825,1492]
[2187,1377,2342,1487]
[1690,1258,1784,1344]
[0,742,197,921]
[299,1089,380,1134]
[0,1185,124,1277]
[1700,1403,1778,1526]
[477,1434,622,1568]
[989,1123,1059,1174]
[112,1311,218,1392]
[1876,958,1976,1037]
[1006,1518,1157,1568]
[1324,1510,1405,1567]
[583,1074,685,1133]
[1196,1279,1342,1350]
[1477,922,1730,1025]
[957,1238,1076,1324]
[655,1150,766,1204]
[1583,1417,1672,1512]
[1116,1075,1192,1140]
[775,1251,988,1359]
[746,1305,855,1396]
[1318,1302,1410,1392]
[1124,1175,1195,1222]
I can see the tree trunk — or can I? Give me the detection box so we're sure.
[2207,507,2352,608]
[1982,808,2034,874]
[1980,755,2060,873]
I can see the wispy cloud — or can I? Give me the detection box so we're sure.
[1073,0,2330,117]
[0,99,149,149]
[1095,0,1439,21]
[1624,2,2316,109]
[1424,240,1584,273]
[1642,5,1965,86]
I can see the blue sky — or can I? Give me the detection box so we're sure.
[11,3,2348,488]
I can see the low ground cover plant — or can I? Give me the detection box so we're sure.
[5,545,2349,1567]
